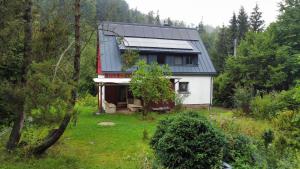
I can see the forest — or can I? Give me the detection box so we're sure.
[0,0,299,168]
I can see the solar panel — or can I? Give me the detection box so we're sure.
[123,37,193,50]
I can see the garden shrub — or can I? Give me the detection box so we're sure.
[77,93,98,108]
[250,93,283,119]
[150,112,226,169]
[277,87,300,111]
[233,87,253,115]
[224,134,261,168]
[272,110,300,150]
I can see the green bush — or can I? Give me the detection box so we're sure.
[77,93,98,108]
[233,87,253,115]
[250,93,283,119]
[224,134,261,168]
[150,112,226,169]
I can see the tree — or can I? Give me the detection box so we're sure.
[250,4,264,32]
[30,0,81,155]
[197,20,205,35]
[237,6,249,41]
[155,10,161,25]
[129,61,175,117]
[213,25,229,72]
[6,0,32,151]
[228,12,238,55]
[147,11,155,24]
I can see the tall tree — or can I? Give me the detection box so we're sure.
[6,0,32,151]
[197,20,205,35]
[213,25,229,72]
[147,11,155,24]
[237,6,249,41]
[250,4,264,32]
[228,12,238,55]
[31,0,81,155]
[155,10,161,25]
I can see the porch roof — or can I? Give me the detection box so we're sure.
[93,78,131,84]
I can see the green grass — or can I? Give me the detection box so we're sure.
[0,106,271,169]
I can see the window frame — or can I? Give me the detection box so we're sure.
[178,82,189,93]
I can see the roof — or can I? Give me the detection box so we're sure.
[98,22,216,75]
[99,22,200,41]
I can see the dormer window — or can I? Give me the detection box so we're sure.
[185,56,193,65]
[174,56,183,65]
[157,55,166,64]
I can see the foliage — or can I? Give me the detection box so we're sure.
[233,87,253,114]
[130,61,175,116]
[250,4,264,32]
[25,61,72,124]
[272,110,300,150]
[262,129,274,148]
[250,93,283,119]
[224,134,261,168]
[237,6,249,41]
[150,112,226,169]
[121,49,139,71]
[0,82,25,125]
[77,94,98,108]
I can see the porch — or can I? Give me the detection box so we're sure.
[93,77,175,113]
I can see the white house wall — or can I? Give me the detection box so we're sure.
[174,76,212,105]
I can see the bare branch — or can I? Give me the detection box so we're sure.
[53,40,74,82]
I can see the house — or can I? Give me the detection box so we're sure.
[93,22,216,113]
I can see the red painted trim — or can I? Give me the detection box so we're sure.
[96,35,102,75]
[104,73,131,78]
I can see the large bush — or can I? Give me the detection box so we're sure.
[150,112,226,169]
[224,134,261,168]
[233,87,253,114]
[250,93,283,119]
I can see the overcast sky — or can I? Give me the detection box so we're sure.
[126,0,281,27]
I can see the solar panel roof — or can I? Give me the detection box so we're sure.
[123,37,193,50]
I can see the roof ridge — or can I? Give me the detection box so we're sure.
[100,21,198,31]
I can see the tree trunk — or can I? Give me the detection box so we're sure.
[6,0,32,151]
[31,0,81,156]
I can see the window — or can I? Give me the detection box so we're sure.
[179,82,189,93]
[185,56,193,65]
[157,55,165,64]
[140,55,147,63]
[174,56,183,65]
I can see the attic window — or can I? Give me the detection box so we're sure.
[185,56,193,65]
[174,56,183,65]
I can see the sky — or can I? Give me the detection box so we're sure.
[125,0,282,27]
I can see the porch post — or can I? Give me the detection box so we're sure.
[97,83,103,113]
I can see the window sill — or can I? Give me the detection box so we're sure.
[178,91,190,94]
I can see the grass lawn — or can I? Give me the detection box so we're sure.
[0,106,271,169]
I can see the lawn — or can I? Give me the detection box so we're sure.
[0,106,271,169]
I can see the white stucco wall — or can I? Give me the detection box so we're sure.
[174,76,212,105]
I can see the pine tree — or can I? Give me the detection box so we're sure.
[214,25,229,72]
[147,11,155,24]
[237,6,249,40]
[250,4,264,32]
[228,12,238,55]
[155,10,161,25]
[197,20,205,35]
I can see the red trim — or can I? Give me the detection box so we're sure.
[96,35,102,75]
[104,73,131,78]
